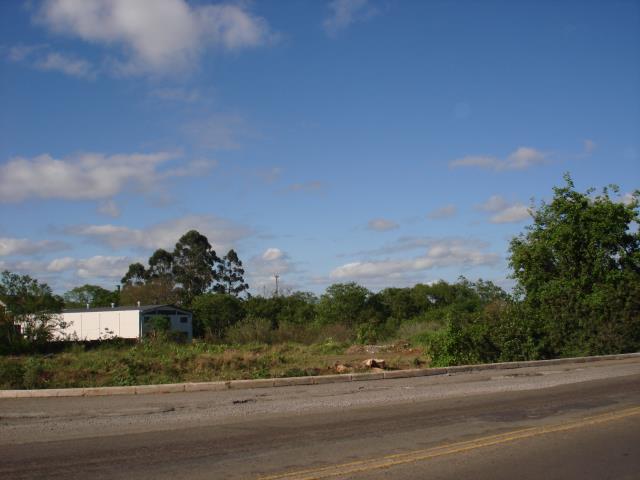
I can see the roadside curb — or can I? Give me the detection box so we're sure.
[2,352,639,399]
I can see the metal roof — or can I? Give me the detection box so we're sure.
[63,304,192,314]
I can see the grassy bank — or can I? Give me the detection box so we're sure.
[0,340,426,390]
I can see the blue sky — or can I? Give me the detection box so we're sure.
[1,0,638,295]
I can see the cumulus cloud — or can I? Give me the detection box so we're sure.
[367,218,399,231]
[68,214,251,253]
[476,195,531,223]
[0,237,68,256]
[427,204,457,219]
[47,255,136,279]
[324,0,378,36]
[247,247,296,294]
[0,152,215,202]
[331,239,499,281]
[450,147,547,171]
[35,0,275,75]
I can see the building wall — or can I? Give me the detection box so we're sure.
[140,308,192,341]
[58,310,140,340]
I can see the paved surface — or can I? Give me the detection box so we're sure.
[1,357,639,479]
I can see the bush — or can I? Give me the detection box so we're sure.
[226,316,272,344]
[0,357,25,388]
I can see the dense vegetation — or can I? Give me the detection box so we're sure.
[1,176,638,388]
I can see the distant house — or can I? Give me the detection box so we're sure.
[57,304,193,341]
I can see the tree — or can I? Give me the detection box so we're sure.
[509,174,640,356]
[190,293,245,339]
[316,282,372,327]
[172,230,220,304]
[63,284,119,308]
[213,249,249,297]
[0,271,64,351]
[119,277,179,306]
[147,249,174,279]
[121,262,148,286]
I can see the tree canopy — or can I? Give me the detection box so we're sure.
[509,174,640,356]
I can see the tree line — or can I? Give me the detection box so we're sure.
[1,175,639,364]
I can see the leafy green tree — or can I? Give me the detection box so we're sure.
[119,277,179,306]
[213,249,249,297]
[317,283,372,327]
[509,174,640,356]
[0,271,64,351]
[63,284,119,308]
[190,293,245,339]
[121,262,148,286]
[147,249,174,279]
[379,287,418,321]
[172,230,220,304]
[244,295,285,329]
[277,291,318,325]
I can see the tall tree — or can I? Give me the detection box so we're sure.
[121,262,148,286]
[213,249,249,297]
[147,249,174,279]
[172,230,220,304]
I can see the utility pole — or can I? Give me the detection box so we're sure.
[274,274,279,297]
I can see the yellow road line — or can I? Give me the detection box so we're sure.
[257,405,640,480]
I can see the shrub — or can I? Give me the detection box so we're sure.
[226,316,272,344]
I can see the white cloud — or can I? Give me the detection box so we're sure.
[0,152,215,202]
[324,0,377,36]
[450,147,547,171]
[477,195,509,212]
[367,218,399,231]
[331,239,499,280]
[248,247,296,293]
[46,255,135,280]
[46,256,77,272]
[34,51,95,79]
[262,248,284,261]
[97,199,121,218]
[620,192,638,206]
[68,214,251,253]
[36,0,275,75]
[0,237,68,256]
[476,195,531,223]
[5,44,95,79]
[427,204,457,219]
[489,204,530,223]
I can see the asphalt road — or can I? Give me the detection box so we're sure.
[1,358,640,479]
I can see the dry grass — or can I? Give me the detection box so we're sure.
[0,340,426,389]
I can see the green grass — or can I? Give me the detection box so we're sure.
[0,339,427,389]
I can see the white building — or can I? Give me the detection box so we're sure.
[58,304,193,341]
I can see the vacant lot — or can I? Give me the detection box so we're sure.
[0,340,426,389]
